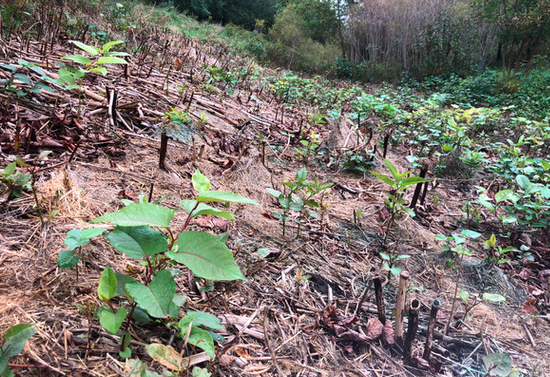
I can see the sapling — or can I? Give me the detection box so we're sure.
[370,159,428,243]
[57,170,258,360]
[0,324,37,376]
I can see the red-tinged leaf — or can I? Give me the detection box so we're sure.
[530,288,545,297]
[382,320,395,345]
[365,318,384,340]
[521,298,537,314]
[261,211,276,220]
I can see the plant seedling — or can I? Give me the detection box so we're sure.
[0,324,37,377]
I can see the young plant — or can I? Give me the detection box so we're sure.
[295,130,320,165]
[434,229,482,267]
[267,168,332,237]
[379,251,410,279]
[0,324,37,377]
[1,160,32,201]
[0,60,54,98]
[370,159,428,243]
[57,40,128,113]
[57,170,258,360]
[458,289,505,322]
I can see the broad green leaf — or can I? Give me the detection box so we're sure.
[503,215,517,224]
[482,293,505,303]
[145,344,183,371]
[434,234,448,241]
[370,171,395,187]
[102,40,125,52]
[70,40,100,56]
[2,324,37,358]
[461,229,482,239]
[196,191,259,205]
[0,355,7,376]
[114,273,137,297]
[180,311,224,331]
[168,231,245,281]
[98,267,117,302]
[495,189,515,203]
[295,167,307,182]
[106,226,168,259]
[92,203,175,228]
[88,67,108,75]
[64,228,106,249]
[483,353,512,376]
[452,233,466,244]
[0,64,17,72]
[266,188,282,198]
[99,307,127,334]
[541,160,550,171]
[389,265,402,275]
[192,170,210,191]
[125,270,175,318]
[187,327,215,358]
[459,289,469,304]
[56,249,81,269]
[180,200,235,220]
[125,359,163,377]
[516,175,531,190]
[96,56,128,65]
[13,73,31,85]
[61,55,91,65]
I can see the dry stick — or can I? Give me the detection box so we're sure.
[394,271,410,348]
[382,133,390,158]
[403,298,421,365]
[159,131,168,170]
[419,181,429,205]
[410,163,428,209]
[444,250,466,336]
[374,276,386,324]
[423,299,441,360]
[263,306,286,377]
[148,183,154,203]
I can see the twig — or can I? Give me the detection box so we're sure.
[263,306,286,377]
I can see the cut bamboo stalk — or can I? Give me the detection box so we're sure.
[410,162,428,209]
[159,131,168,170]
[374,276,386,324]
[394,271,410,347]
[403,298,421,365]
[422,299,440,360]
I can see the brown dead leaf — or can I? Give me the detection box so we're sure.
[212,217,228,232]
[234,348,251,359]
[522,298,538,314]
[382,320,395,345]
[365,318,384,340]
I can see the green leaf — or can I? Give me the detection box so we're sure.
[192,170,210,191]
[541,160,550,171]
[98,267,117,302]
[106,226,168,259]
[92,203,175,228]
[181,200,235,220]
[503,215,517,224]
[13,73,31,85]
[61,55,92,65]
[0,355,8,376]
[168,231,245,281]
[114,273,137,297]
[192,367,211,377]
[370,171,395,187]
[196,191,259,205]
[64,228,107,249]
[56,249,81,269]
[482,293,505,303]
[102,40,125,52]
[483,353,512,376]
[1,324,37,358]
[180,311,224,331]
[0,64,17,72]
[434,234,448,241]
[88,67,108,75]
[399,177,428,188]
[125,270,175,318]
[459,289,469,304]
[266,188,282,198]
[495,189,515,203]
[187,327,215,359]
[516,175,532,190]
[145,344,183,371]
[461,229,482,239]
[70,40,100,56]
[96,56,128,65]
[295,167,307,182]
[383,159,403,180]
[99,307,127,334]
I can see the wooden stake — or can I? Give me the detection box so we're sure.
[159,131,168,170]
[423,299,440,360]
[403,298,421,365]
[394,271,410,347]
